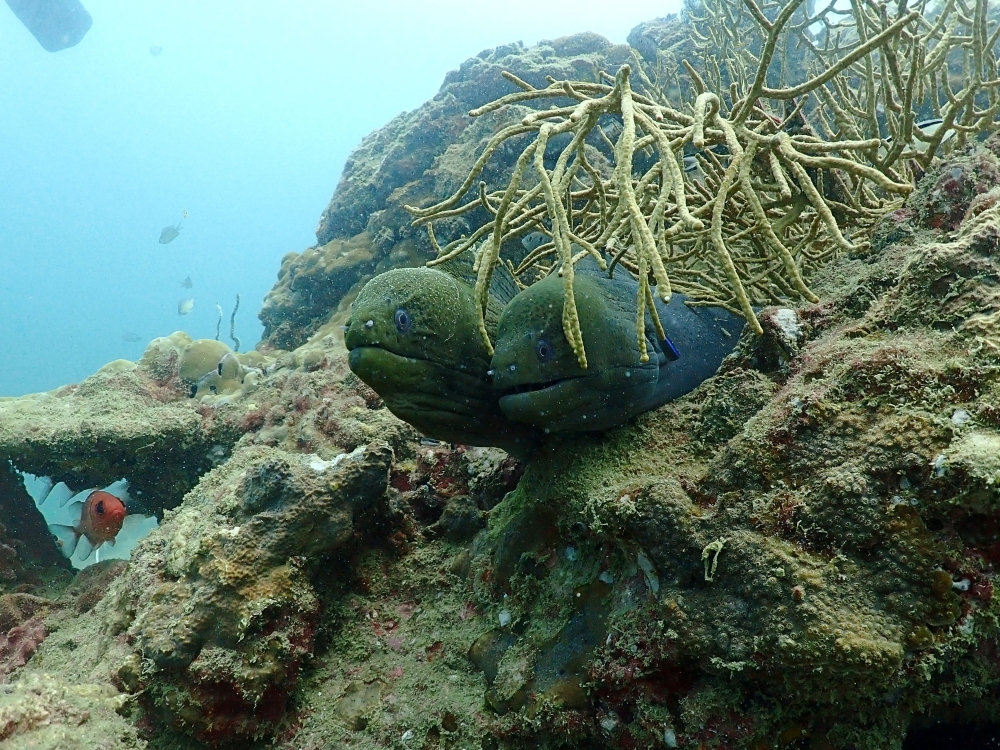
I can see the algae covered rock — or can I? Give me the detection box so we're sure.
[0,673,143,750]
[260,233,381,351]
[101,441,393,744]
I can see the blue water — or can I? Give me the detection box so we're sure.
[0,0,677,396]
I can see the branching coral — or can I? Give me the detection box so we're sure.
[406,0,1000,368]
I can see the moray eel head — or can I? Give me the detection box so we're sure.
[346,266,488,370]
[346,265,540,456]
[491,268,659,432]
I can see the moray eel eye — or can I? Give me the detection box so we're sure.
[536,338,553,362]
[394,308,411,333]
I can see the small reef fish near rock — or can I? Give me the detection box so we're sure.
[18,474,158,569]
[491,256,746,432]
[344,253,541,457]
[178,297,195,315]
[121,331,142,342]
[180,275,193,289]
[521,231,550,252]
[878,117,956,160]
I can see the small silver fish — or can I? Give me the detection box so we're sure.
[121,332,142,343]
[159,224,181,244]
[181,275,193,289]
[880,118,956,159]
[178,298,195,315]
[521,231,550,252]
[149,45,163,56]
[159,210,187,244]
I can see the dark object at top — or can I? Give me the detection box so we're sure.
[5,0,92,52]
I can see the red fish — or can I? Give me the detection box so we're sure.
[77,490,127,547]
[47,488,129,560]
[20,474,145,567]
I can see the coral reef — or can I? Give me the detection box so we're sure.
[409,0,996,366]
[448,139,1000,749]
[260,32,638,350]
[4,10,1000,750]
[3,138,1000,746]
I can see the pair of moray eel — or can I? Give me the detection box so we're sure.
[345,251,747,459]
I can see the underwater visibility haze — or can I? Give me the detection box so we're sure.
[0,0,673,396]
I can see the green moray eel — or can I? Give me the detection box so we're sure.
[345,257,541,457]
[491,257,747,432]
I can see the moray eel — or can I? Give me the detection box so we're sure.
[345,257,541,457]
[491,257,746,432]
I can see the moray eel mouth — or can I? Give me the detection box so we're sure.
[494,375,578,398]
[497,378,609,432]
[496,365,658,432]
[349,346,540,456]
[347,346,499,426]
[348,344,435,370]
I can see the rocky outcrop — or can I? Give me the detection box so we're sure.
[260,30,645,350]
[102,442,393,745]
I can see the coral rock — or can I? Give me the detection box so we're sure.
[0,673,141,749]
[103,441,393,745]
[0,616,46,683]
